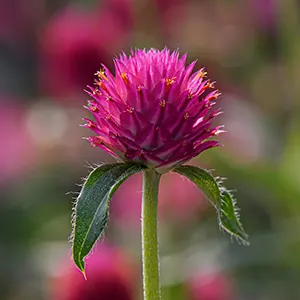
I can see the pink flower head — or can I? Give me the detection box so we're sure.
[51,245,137,300]
[85,49,223,171]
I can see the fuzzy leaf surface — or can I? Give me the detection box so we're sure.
[174,165,248,244]
[72,163,145,272]
[218,189,248,243]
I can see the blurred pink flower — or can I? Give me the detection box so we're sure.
[187,272,235,300]
[39,1,133,99]
[0,98,36,183]
[111,171,206,226]
[51,245,137,300]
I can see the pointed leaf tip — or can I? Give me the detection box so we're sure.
[82,271,87,280]
[72,163,145,273]
[219,189,249,245]
[173,165,248,244]
[75,258,85,274]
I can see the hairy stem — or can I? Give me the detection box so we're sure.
[142,169,161,300]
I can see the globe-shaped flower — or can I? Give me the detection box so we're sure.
[84,48,223,171]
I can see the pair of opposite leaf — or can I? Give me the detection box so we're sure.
[72,49,248,273]
[72,163,248,273]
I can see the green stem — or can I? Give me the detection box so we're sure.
[142,169,161,300]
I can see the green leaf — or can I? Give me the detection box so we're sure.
[219,188,248,243]
[173,165,248,244]
[173,166,220,208]
[72,163,145,273]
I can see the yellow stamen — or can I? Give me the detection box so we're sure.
[121,73,129,85]
[207,90,222,102]
[127,107,134,113]
[187,92,193,99]
[90,105,98,112]
[91,137,103,147]
[95,69,108,81]
[196,69,207,79]
[208,81,215,88]
[165,77,176,90]
[184,112,189,120]
[94,79,108,91]
[159,100,166,107]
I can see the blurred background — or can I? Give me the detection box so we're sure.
[1,0,300,299]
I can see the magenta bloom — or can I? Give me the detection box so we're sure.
[85,49,223,171]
